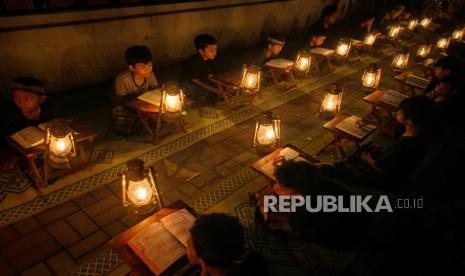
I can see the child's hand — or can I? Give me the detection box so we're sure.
[361,151,375,165]
[272,156,286,168]
[355,119,366,128]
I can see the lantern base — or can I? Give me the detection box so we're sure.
[319,111,337,121]
[127,201,160,216]
[293,71,309,79]
[47,153,78,169]
[255,144,279,154]
[362,86,378,93]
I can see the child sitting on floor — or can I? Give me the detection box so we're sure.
[1,77,55,145]
[182,34,221,104]
[113,45,159,135]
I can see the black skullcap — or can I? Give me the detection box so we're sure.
[266,33,286,45]
[10,77,46,95]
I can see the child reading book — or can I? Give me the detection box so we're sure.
[1,77,54,147]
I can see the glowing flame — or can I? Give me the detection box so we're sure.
[55,140,66,152]
[296,57,310,71]
[135,187,148,201]
[257,125,276,146]
[436,38,448,49]
[452,29,463,40]
[337,43,349,56]
[364,34,376,46]
[420,18,431,28]
[244,73,258,89]
[165,94,181,112]
[363,72,376,87]
[408,19,418,30]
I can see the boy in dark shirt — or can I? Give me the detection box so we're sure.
[269,160,371,250]
[305,26,335,73]
[1,77,54,143]
[308,5,339,48]
[351,96,434,191]
[424,56,461,95]
[182,34,220,103]
[187,213,268,276]
[306,25,327,49]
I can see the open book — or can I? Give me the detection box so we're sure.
[10,123,47,149]
[310,47,334,57]
[137,89,163,106]
[350,38,363,46]
[252,147,311,182]
[127,208,196,275]
[335,115,376,139]
[405,74,430,90]
[379,90,408,107]
[265,58,294,69]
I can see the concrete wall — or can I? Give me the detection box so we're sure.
[0,0,352,94]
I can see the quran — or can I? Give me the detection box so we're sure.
[10,123,47,149]
[310,47,335,57]
[265,58,294,69]
[137,89,163,106]
[405,74,430,90]
[127,208,196,275]
[251,147,312,182]
[335,115,376,139]
[379,90,408,107]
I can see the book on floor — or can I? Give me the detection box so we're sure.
[379,90,408,107]
[252,147,311,182]
[127,208,196,275]
[350,38,363,46]
[405,74,430,90]
[137,89,163,106]
[310,47,335,57]
[335,115,376,139]
[265,58,294,69]
[10,123,48,149]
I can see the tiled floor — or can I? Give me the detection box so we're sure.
[0,33,434,275]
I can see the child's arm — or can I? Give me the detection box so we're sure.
[361,151,383,173]
[192,78,220,94]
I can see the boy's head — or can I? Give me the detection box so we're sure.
[125,45,153,78]
[266,33,286,55]
[275,160,325,196]
[433,56,460,79]
[321,5,338,25]
[10,77,46,114]
[194,34,218,61]
[396,96,434,128]
[309,26,327,46]
[187,213,244,270]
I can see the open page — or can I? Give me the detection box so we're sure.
[11,126,44,149]
[254,147,307,181]
[405,74,430,90]
[265,58,294,69]
[127,222,185,275]
[335,115,376,139]
[379,90,408,107]
[138,89,163,106]
[310,47,335,56]
[160,208,196,247]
